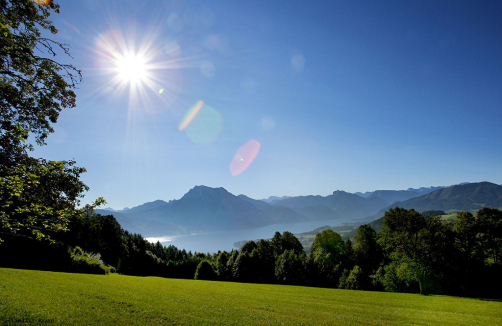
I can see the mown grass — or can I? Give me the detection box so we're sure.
[1,268,501,325]
[440,213,458,221]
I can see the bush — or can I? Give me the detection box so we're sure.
[70,247,110,275]
[339,265,370,290]
[194,261,216,280]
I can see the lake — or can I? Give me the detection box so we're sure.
[145,218,352,253]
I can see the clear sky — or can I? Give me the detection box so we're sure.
[33,0,502,209]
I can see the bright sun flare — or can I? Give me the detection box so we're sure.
[116,54,148,83]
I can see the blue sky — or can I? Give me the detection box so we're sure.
[34,0,502,209]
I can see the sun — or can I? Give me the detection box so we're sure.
[115,54,148,84]
[94,29,184,111]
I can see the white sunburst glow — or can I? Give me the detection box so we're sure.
[94,29,184,111]
[116,54,148,84]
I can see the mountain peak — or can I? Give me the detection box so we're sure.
[182,185,231,201]
[332,190,352,196]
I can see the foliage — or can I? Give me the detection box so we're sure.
[253,239,276,283]
[2,207,502,298]
[353,224,382,274]
[0,0,103,243]
[0,159,104,243]
[275,249,303,284]
[339,265,368,290]
[310,229,345,285]
[232,251,255,282]
[0,0,81,147]
[194,260,216,280]
[379,207,439,294]
[240,240,257,255]
[214,251,230,280]
[476,208,502,265]
[70,246,110,275]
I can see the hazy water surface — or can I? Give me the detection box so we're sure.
[146,219,349,253]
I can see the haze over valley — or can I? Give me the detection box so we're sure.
[98,181,502,252]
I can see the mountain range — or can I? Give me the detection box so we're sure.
[97,182,502,237]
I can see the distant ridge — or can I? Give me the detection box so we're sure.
[357,182,502,224]
[385,182,502,212]
[354,183,472,205]
[97,182,502,238]
[261,196,292,203]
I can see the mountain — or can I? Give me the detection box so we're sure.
[406,185,448,194]
[237,195,306,223]
[346,182,502,239]
[124,199,169,215]
[98,182,502,238]
[355,187,445,202]
[137,186,271,233]
[261,196,292,203]
[388,182,502,212]
[366,190,422,206]
[327,191,388,218]
[101,186,328,237]
[271,190,389,220]
[353,184,474,206]
[358,182,502,224]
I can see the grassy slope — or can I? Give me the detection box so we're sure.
[1,268,501,325]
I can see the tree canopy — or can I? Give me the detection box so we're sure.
[0,0,102,243]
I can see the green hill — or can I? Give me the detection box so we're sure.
[1,268,501,325]
[380,182,502,213]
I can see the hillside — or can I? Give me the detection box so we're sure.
[375,182,502,215]
[346,182,502,238]
[2,268,501,325]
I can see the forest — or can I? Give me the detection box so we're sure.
[1,207,501,299]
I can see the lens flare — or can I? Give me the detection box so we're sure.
[229,140,261,176]
[179,100,204,131]
[180,101,222,144]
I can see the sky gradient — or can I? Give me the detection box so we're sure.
[33,0,502,209]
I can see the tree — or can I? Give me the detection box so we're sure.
[379,207,455,295]
[353,224,382,274]
[281,231,304,255]
[240,240,258,255]
[270,231,283,258]
[214,251,230,280]
[310,229,345,285]
[0,1,102,243]
[453,212,480,261]
[275,250,303,285]
[1,0,81,149]
[232,251,255,282]
[194,261,216,280]
[475,208,502,265]
[254,239,275,283]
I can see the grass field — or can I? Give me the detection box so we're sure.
[1,268,501,325]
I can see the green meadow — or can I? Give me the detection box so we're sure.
[1,268,501,325]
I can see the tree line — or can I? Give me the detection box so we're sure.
[1,207,500,299]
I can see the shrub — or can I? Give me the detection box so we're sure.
[194,261,216,280]
[70,247,110,275]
